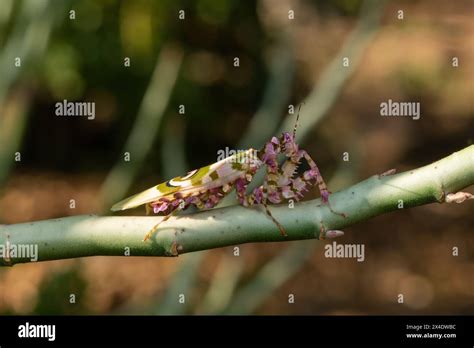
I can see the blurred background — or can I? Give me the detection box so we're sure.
[0,0,472,315]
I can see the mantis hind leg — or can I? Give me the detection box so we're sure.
[236,181,288,237]
[262,201,287,236]
[235,168,288,236]
[143,212,175,241]
[143,199,185,241]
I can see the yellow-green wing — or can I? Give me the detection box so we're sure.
[110,152,249,211]
[110,166,210,211]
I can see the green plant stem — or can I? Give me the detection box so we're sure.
[1,145,473,266]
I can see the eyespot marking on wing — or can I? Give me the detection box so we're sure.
[111,152,254,211]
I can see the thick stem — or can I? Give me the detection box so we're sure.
[1,145,473,266]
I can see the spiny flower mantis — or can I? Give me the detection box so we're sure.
[112,109,345,241]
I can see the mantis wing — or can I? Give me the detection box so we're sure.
[111,154,249,211]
